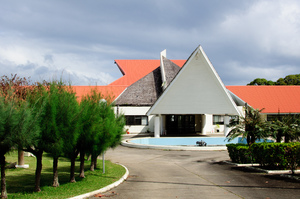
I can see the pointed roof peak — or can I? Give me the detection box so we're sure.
[148,46,240,116]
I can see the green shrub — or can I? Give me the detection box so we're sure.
[227,142,300,171]
[226,144,253,164]
[251,143,287,169]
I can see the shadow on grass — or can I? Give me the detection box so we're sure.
[6,160,122,195]
[6,165,86,194]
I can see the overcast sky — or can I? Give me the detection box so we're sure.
[1,0,299,86]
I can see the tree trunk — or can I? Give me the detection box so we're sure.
[94,156,97,170]
[250,134,256,145]
[18,149,24,166]
[285,134,290,143]
[1,154,7,199]
[90,154,97,171]
[52,157,59,187]
[70,156,76,183]
[276,131,282,143]
[246,134,251,146]
[34,151,43,192]
[79,152,85,178]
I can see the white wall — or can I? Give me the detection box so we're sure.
[114,106,244,135]
[148,48,240,116]
[202,114,213,134]
[114,106,154,133]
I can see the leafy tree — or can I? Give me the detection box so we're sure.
[248,74,300,85]
[40,82,80,186]
[280,74,300,85]
[266,114,300,143]
[89,98,113,171]
[77,90,125,176]
[78,90,108,173]
[0,87,40,198]
[77,94,96,178]
[276,78,286,85]
[0,74,30,100]
[58,85,80,183]
[248,78,275,85]
[227,107,268,145]
[0,89,19,199]
[0,74,32,166]
[25,83,50,192]
[89,99,125,171]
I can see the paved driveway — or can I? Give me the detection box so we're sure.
[92,146,300,199]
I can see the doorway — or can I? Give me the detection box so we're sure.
[166,115,195,135]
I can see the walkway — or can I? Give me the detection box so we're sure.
[90,146,300,199]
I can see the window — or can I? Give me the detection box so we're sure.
[230,116,239,125]
[213,115,224,125]
[125,116,148,126]
[213,115,239,125]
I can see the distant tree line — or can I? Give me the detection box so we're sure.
[0,74,125,198]
[248,74,300,85]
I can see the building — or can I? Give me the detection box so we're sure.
[73,45,300,137]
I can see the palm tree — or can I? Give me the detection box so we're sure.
[226,106,268,145]
[267,114,300,143]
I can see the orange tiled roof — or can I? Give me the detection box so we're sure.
[227,86,300,114]
[72,86,127,102]
[109,60,186,86]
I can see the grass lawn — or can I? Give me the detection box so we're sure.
[4,151,126,199]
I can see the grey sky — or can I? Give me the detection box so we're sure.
[1,0,299,85]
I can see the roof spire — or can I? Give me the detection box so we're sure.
[160,49,167,90]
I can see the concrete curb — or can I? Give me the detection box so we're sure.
[223,161,260,167]
[224,161,300,174]
[121,139,227,151]
[68,163,129,199]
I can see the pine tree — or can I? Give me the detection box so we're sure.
[0,86,39,198]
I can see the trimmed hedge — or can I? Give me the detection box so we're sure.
[226,142,300,170]
[226,144,254,164]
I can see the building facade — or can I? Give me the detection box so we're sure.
[74,45,300,137]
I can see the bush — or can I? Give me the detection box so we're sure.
[227,142,300,171]
[251,143,287,169]
[226,144,253,164]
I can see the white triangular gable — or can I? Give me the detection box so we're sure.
[147,45,240,116]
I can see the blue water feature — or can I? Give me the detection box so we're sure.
[129,137,272,146]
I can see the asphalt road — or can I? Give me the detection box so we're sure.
[90,146,300,199]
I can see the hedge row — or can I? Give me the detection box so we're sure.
[226,142,300,170]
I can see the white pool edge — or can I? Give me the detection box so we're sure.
[121,138,227,151]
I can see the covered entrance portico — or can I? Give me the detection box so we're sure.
[154,114,232,137]
[147,46,241,138]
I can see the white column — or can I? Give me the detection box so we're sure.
[224,115,230,136]
[202,114,213,135]
[201,114,206,135]
[154,115,160,137]
[160,115,164,136]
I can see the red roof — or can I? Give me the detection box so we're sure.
[227,86,300,114]
[109,60,186,86]
[72,60,185,102]
[72,86,127,102]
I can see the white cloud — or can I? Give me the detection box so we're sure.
[220,0,300,57]
[0,0,299,86]
[221,60,298,85]
[0,35,117,85]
